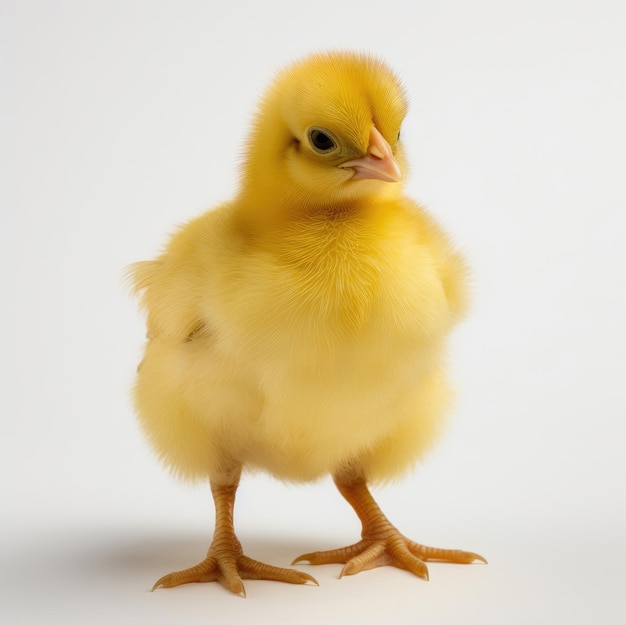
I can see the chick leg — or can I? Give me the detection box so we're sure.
[294,474,485,580]
[153,470,317,596]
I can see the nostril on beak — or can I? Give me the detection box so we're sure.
[368,144,385,159]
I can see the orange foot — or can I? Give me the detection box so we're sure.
[294,530,486,580]
[153,537,317,597]
[293,475,486,581]
[152,479,317,596]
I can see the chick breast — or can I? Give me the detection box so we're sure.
[134,197,460,483]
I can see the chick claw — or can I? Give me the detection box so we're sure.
[293,533,487,581]
[153,554,318,597]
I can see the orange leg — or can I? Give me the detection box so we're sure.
[294,475,486,580]
[153,473,317,596]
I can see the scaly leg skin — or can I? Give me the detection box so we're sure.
[153,475,318,597]
[293,474,486,580]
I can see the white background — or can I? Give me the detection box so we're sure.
[2,1,625,623]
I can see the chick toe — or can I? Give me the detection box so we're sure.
[294,533,486,581]
[152,552,317,596]
[297,475,486,580]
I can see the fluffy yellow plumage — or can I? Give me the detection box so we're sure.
[129,51,484,596]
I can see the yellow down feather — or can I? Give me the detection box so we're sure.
[128,51,468,486]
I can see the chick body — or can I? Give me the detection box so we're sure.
[130,52,481,594]
[134,195,461,483]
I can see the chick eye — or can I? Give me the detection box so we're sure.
[308,127,337,153]
[397,129,401,141]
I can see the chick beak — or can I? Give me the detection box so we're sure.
[339,126,402,182]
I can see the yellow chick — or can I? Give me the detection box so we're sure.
[129,51,485,596]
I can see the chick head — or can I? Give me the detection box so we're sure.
[241,51,409,210]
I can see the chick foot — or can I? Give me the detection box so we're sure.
[153,536,317,596]
[152,477,316,596]
[294,532,485,580]
[294,475,486,580]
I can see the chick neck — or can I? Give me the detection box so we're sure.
[236,180,400,237]
[238,153,402,234]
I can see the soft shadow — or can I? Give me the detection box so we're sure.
[3,524,329,587]
[96,529,325,575]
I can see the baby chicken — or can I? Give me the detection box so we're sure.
[129,51,485,596]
